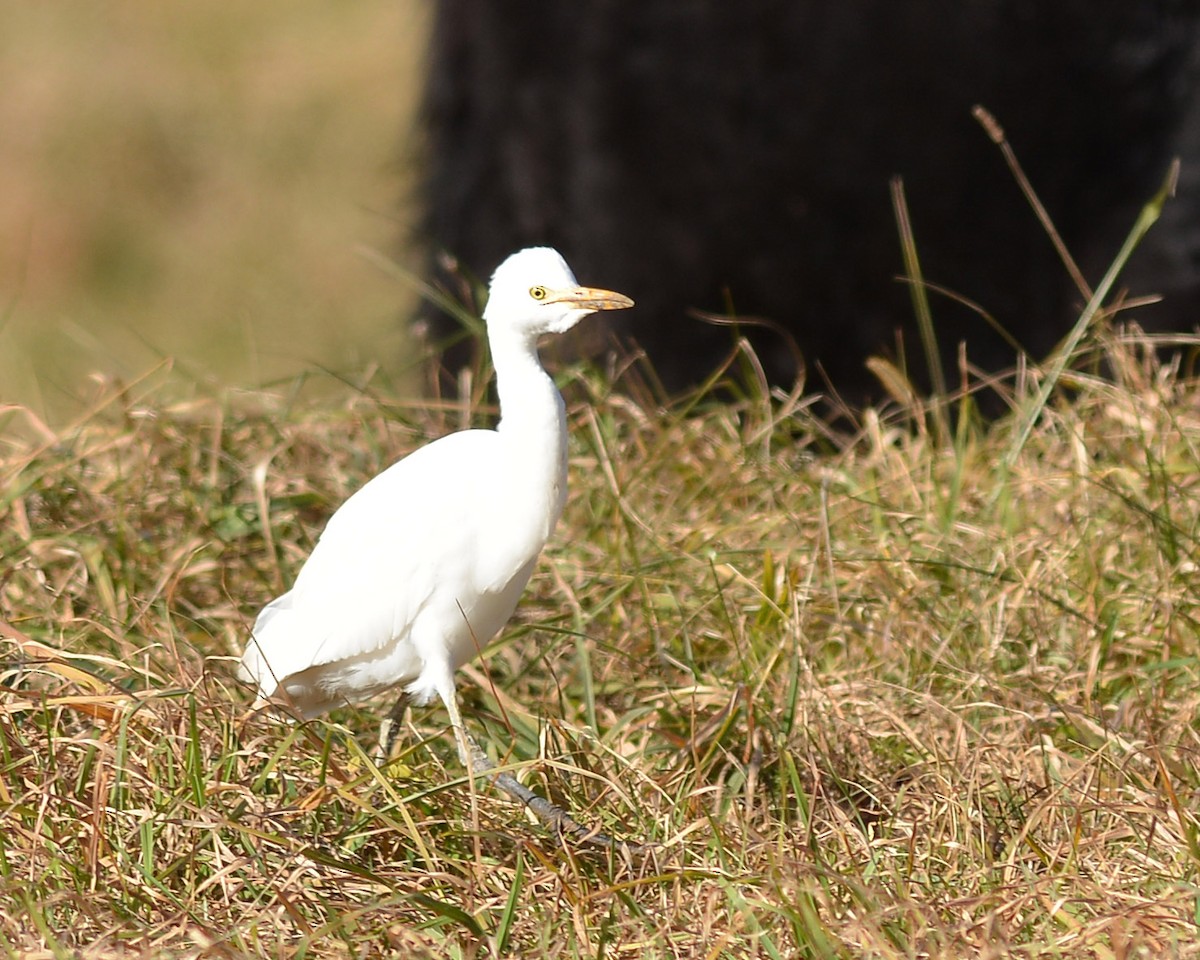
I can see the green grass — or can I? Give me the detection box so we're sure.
[2,317,1200,957]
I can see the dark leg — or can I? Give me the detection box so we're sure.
[463,731,644,856]
[377,692,410,762]
[438,679,645,854]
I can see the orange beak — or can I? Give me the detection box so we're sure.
[546,286,635,312]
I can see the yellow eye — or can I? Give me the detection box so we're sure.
[529,285,547,301]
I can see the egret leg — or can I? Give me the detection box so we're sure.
[440,684,640,853]
[377,693,410,762]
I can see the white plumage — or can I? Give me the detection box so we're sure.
[238,247,633,764]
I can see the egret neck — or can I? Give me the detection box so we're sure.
[489,325,569,546]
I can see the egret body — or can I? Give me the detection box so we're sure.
[238,248,633,773]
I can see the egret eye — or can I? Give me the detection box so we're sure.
[529,285,548,301]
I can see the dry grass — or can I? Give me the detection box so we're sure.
[2,320,1200,958]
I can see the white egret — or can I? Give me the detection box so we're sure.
[238,247,634,843]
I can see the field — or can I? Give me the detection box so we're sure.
[4,5,1200,957]
[2,305,1200,957]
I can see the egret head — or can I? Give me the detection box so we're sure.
[483,247,634,338]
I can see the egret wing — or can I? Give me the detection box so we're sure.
[243,430,498,685]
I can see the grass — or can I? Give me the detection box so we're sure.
[2,311,1200,957]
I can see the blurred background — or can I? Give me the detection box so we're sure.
[0,0,429,421]
[7,2,1196,425]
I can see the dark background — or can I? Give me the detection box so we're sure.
[419,1,1200,397]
